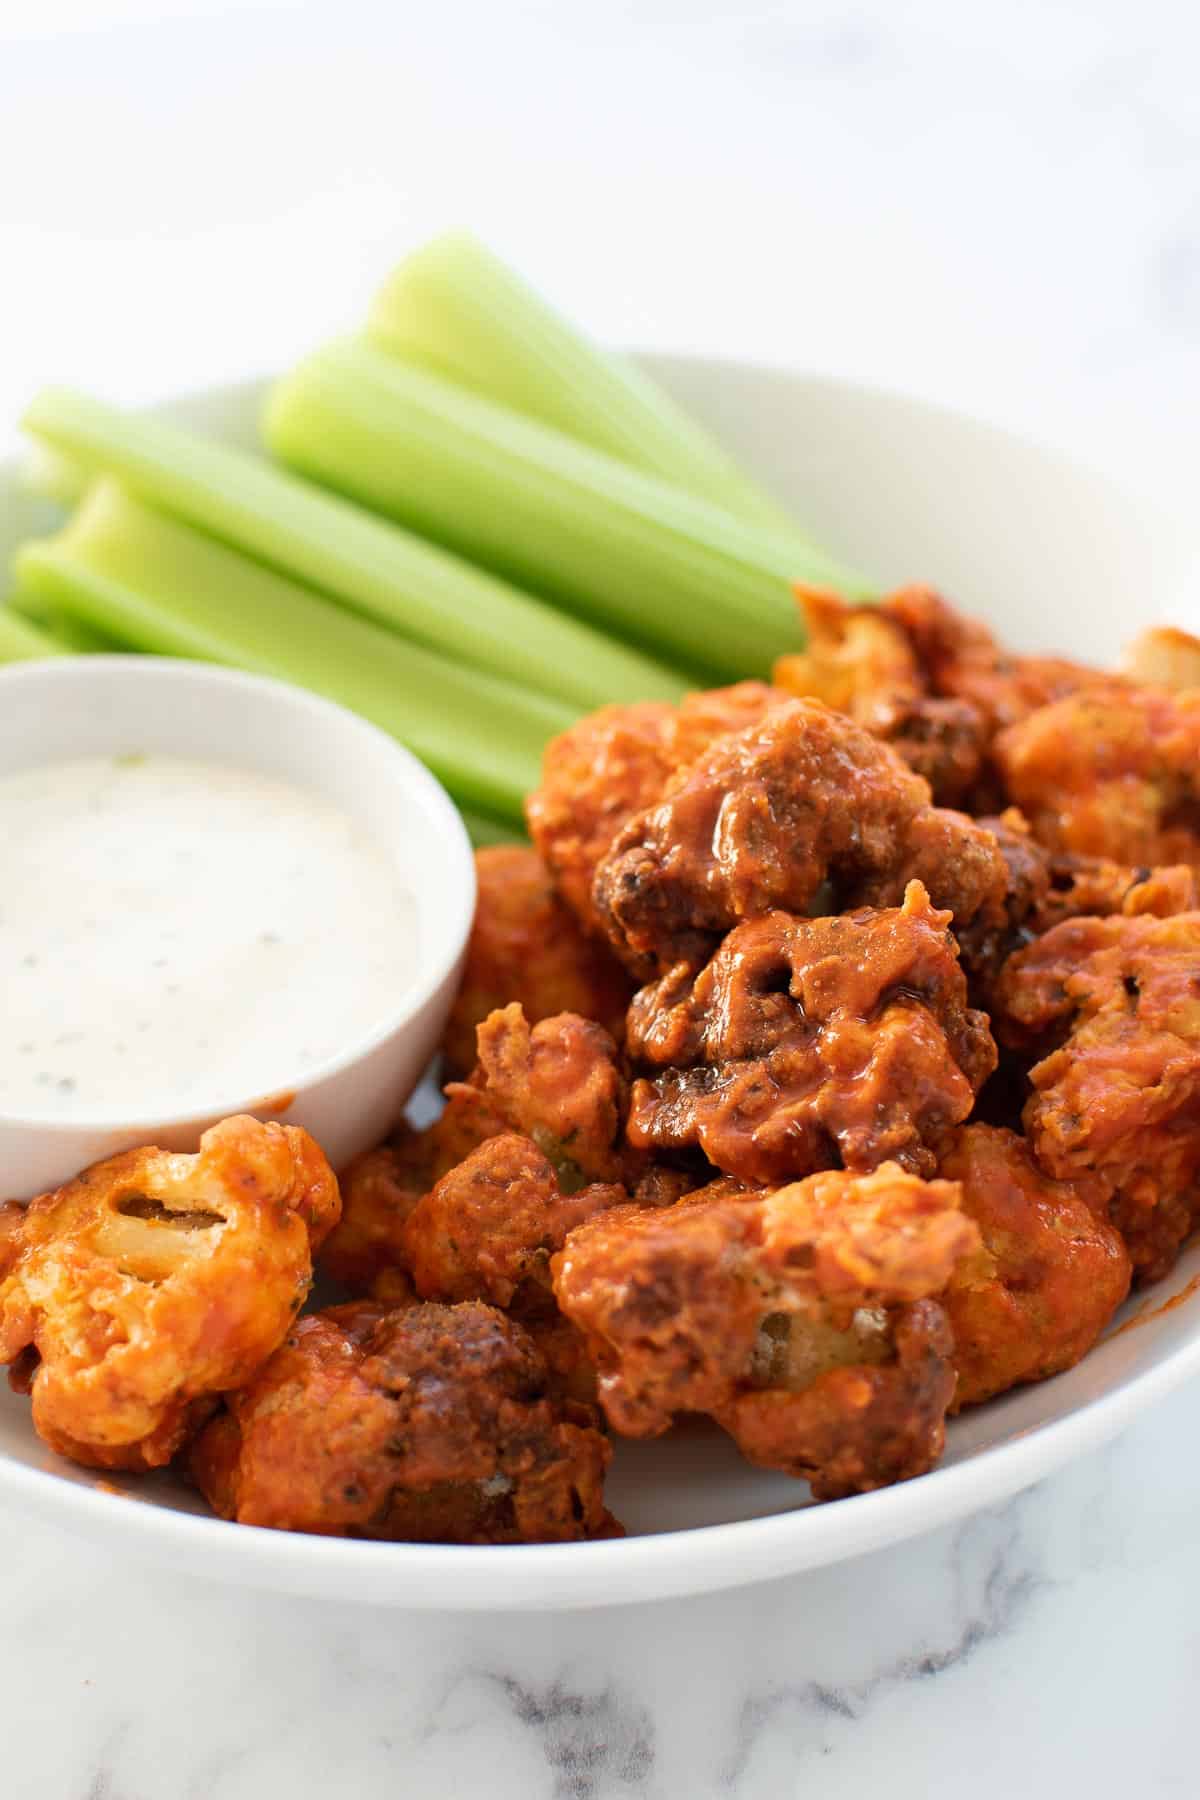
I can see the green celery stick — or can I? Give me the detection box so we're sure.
[458,807,526,849]
[14,480,574,823]
[265,340,871,682]
[368,231,802,535]
[0,604,65,662]
[7,584,126,652]
[22,440,91,507]
[21,390,688,711]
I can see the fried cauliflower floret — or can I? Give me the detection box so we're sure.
[402,1133,625,1308]
[190,1299,616,1542]
[625,885,996,1185]
[461,1002,635,1186]
[774,587,923,716]
[863,804,1011,943]
[592,699,1007,976]
[955,807,1198,997]
[667,679,795,765]
[775,587,990,806]
[441,847,633,1077]
[937,1125,1131,1407]
[995,911,1200,1281]
[0,1203,25,1279]
[525,683,788,935]
[1122,625,1200,693]
[320,1087,504,1291]
[995,686,1200,870]
[883,585,1106,735]
[324,1003,637,1293]
[553,1163,976,1495]
[718,1301,956,1499]
[0,1116,339,1470]
[525,701,678,933]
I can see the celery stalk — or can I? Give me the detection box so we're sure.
[7,584,126,652]
[0,604,66,662]
[23,441,91,507]
[14,481,574,823]
[458,807,526,849]
[368,231,802,535]
[265,341,871,682]
[21,391,688,711]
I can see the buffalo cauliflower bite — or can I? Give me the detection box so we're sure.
[881,585,1107,736]
[955,807,1198,998]
[717,1301,956,1498]
[773,586,1121,806]
[323,1003,636,1292]
[553,1163,977,1495]
[190,1299,616,1542]
[1122,625,1200,693]
[0,1116,339,1470]
[525,682,789,936]
[995,910,1200,1280]
[774,586,990,806]
[320,1086,505,1291]
[0,1203,25,1279]
[937,1124,1131,1407]
[625,885,996,1185]
[402,1133,626,1308]
[441,846,633,1077]
[592,699,1007,976]
[461,1002,636,1186]
[995,686,1200,871]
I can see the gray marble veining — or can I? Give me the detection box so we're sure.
[3,2,1200,1795]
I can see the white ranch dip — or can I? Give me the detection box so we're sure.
[0,754,418,1120]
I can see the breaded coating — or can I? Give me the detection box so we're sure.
[774,585,1117,809]
[592,699,1007,975]
[0,1117,339,1470]
[774,587,924,718]
[553,1163,976,1494]
[667,680,795,766]
[190,1299,616,1542]
[883,585,1105,734]
[1122,625,1200,692]
[525,682,788,935]
[863,804,1010,945]
[0,1204,25,1280]
[775,587,989,805]
[625,885,996,1184]
[320,1087,505,1291]
[996,911,1200,1280]
[402,1133,625,1307]
[995,686,1200,870]
[441,847,633,1078]
[324,1003,636,1292]
[463,1003,634,1186]
[956,807,1198,996]
[718,1301,956,1499]
[514,1299,600,1407]
[938,1125,1131,1407]
[525,700,677,933]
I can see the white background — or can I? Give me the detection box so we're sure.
[4,0,1200,471]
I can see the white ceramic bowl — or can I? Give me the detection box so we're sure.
[0,357,1197,1611]
[0,655,475,1195]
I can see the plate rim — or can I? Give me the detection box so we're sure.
[3,353,1198,1610]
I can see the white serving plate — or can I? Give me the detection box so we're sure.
[0,356,1197,1612]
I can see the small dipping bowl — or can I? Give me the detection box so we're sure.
[0,656,475,1197]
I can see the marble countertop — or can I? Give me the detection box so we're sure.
[4,3,1200,1795]
[12,1384,1200,1799]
